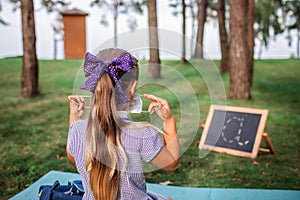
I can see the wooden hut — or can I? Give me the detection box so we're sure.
[61,8,88,59]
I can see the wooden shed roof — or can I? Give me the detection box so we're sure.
[61,8,89,16]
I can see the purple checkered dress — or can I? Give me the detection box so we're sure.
[67,113,168,200]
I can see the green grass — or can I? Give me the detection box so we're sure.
[0,58,299,199]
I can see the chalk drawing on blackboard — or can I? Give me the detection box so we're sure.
[199,105,275,159]
[221,116,249,146]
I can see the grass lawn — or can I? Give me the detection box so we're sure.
[0,58,299,199]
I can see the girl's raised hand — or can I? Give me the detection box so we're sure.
[143,94,173,122]
[68,96,85,121]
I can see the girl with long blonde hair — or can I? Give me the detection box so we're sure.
[67,48,179,200]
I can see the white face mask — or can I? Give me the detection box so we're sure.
[127,93,143,113]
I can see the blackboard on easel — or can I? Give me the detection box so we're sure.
[199,105,275,159]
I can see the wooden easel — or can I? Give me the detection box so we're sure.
[259,132,275,154]
[198,105,276,159]
[198,124,276,157]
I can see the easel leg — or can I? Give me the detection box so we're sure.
[259,133,275,154]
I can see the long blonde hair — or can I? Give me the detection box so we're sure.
[85,48,138,200]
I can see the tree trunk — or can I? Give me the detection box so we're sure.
[256,34,263,59]
[20,0,39,97]
[247,0,255,87]
[217,0,230,73]
[113,0,118,47]
[229,0,251,100]
[194,0,207,59]
[297,27,300,58]
[147,0,161,78]
[190,5,197,58]
[180,0,187,63]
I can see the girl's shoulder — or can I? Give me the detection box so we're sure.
[71,119,88,128]
[122,122,161,138]
[123,122,155,131]
[69,119,88,135]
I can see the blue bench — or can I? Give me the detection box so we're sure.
[10,170,300,200]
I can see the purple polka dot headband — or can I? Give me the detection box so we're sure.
[80,52,133,104]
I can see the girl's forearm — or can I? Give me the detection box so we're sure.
[69,113,76,127]
[163,116,180,161]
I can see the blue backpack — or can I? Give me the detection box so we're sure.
[39,180,84,200]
